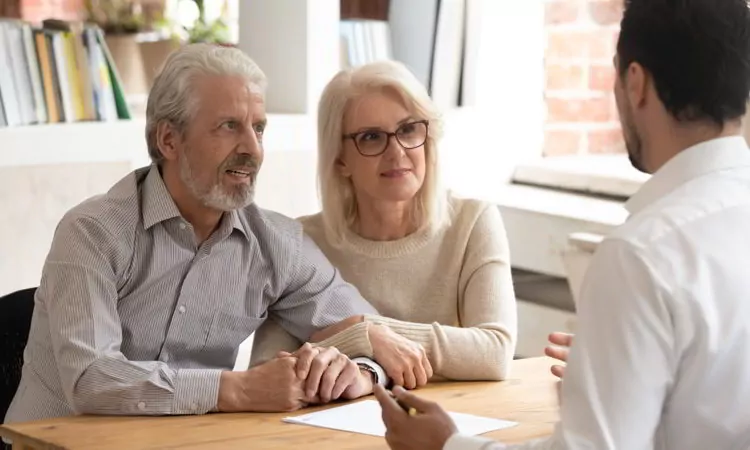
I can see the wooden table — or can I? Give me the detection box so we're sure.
[1,357,559,449]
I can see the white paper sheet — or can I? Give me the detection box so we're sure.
[282,400,517,437]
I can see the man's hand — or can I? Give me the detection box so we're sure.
[341,368,375,400]
[544,332,573,379]
[285,343,367,403]
[369,324,433,389]
[217,356,309,412]
[373,384,457,450]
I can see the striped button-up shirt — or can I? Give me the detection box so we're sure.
[5,165,378,423]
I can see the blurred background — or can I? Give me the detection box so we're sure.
[0,0,648,358]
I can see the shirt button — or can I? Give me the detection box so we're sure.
[178,305,186,314]
[162,354,170,362]
[179,222,187,230]
[190,403,198,411]
[137,402,146,411]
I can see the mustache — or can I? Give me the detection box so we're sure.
[222,156,260,172]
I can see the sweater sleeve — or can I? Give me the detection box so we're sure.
[364,205,518,380]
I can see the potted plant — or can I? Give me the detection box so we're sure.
[84,0,147,34]
[138,0,232,90]
[183,0,231,44]
[85,0,150,96]
[156,0,231,44]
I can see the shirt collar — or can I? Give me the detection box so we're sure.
[142,165,182,229]
[141,165,250,240]
[228,209,249,240]
[625,136,750,215]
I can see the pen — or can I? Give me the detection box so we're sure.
[393,394,418,416]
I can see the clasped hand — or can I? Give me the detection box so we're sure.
[217,342,372,413]
[280,342,373,404]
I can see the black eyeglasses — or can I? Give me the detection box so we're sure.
[342,120,429,157]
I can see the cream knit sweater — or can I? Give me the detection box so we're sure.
[250,196,518,380]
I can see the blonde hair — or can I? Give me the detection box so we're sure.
[146,43,267,165]
[317,60,449,245]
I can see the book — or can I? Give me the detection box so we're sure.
[0,18,131,127]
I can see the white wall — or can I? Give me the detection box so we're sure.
[237,0,340,114]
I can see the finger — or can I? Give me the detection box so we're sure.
[551,364,566,378]
[548,332,574,347]
[276,351,292,358]
[402,368,417,390]
[544,345,570,362]
[330,359,359,400]
[305,347,339,398]
[412,357,428,388]
[290,342,309,356]
[391,385,437,412]
[388,367,405,388]
[319,355,351,403]
[422,351,434,381]
[373,384,403,420]
[294,343,318,379]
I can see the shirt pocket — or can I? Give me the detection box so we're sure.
[202,311,265,366]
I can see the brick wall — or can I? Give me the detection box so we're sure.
[544,0,624,156]
[19,0,83,24]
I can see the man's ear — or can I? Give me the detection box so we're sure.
[625,62,648,108]
[156,121,181,162]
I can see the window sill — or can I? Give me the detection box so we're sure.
[486,154,645,278]
[511,154,650,200]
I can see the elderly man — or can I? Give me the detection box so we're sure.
[5,43,421,424]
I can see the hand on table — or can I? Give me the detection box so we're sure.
[217,355,309,412]
[281,342,373,403]
[368,324,433,390]
[373,384,457,450]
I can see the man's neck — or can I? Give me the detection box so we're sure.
[647,120,743,172]
[161,167,223,243]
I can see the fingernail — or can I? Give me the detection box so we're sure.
[392,385,405,395]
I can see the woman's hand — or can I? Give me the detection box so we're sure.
[369,324,433,389]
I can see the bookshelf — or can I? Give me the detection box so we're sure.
[0,18,131,128]
[0,119,146,167]
[0,113,320,168]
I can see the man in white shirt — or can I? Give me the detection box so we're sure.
[373,0,750,449]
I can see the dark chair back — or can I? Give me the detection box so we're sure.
[0,287,36,426]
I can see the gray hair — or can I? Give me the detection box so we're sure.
[145,43,267,165]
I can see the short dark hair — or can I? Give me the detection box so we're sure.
[617,0,750,125]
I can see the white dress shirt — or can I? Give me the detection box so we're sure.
[445,136,750,450]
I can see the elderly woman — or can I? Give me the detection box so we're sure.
[252,60,517,386]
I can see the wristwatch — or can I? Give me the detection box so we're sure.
[351,357,388,387]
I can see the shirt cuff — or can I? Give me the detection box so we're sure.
[351,357,389,387]
[172,369,223,414]
[444,433,506,450]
